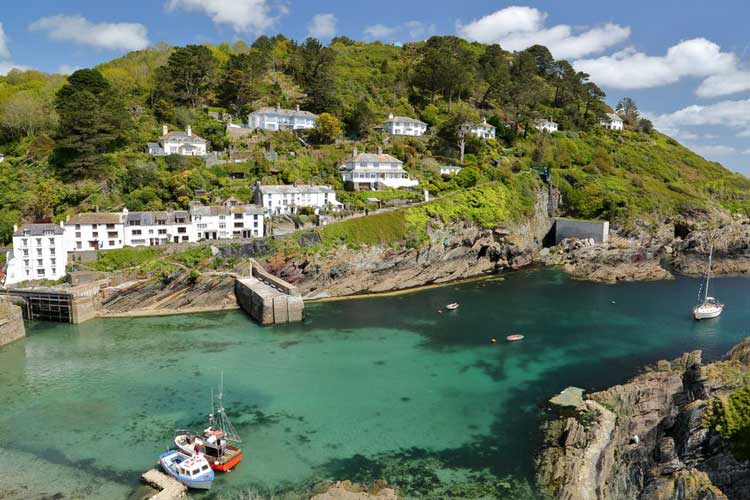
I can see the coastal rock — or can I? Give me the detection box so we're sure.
[536,339,750,500]
[310,481,400,500]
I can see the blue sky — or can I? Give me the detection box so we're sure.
[3,1,750,172]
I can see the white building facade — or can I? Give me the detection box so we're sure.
[146,125,208,156]
[534,119,559,133]
[254,184,341,216]
[340,149,419,190]
[384,114,427,136]
[64,212,126,252]
[462,120,496,139]
[248,105,317,131]
[439,166,463,176]
[600,113,624,131]
[5,223,67,285]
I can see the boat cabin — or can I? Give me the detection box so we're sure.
[174,454,210,478]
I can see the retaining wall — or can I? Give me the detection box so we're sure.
[0,298,25,347]
[554,218,610,244]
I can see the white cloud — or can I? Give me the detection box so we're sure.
[456,6,630,59]
[650,99,750,131]
[166,0,285,33]
[0,61,30,75]
[307,13,336,39]
[0,22,10,59]
[696,70,750,98]
[364,21,435,42]
[29,15,149,51]
[574,38,737,90]
[690,144,736,156]
[57,64,81,75]
[737,130,750,138]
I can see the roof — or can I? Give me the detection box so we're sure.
[146,142,162,149]
[462,121,496,130]
[343,152,403,165]
[126,211,171,225]
[67,213,124,225]
[386,115,426,125]
[535,119,558,125]
[190,205,228,217]
[605,113,623,122]
[256,184,335,195]
[250,106,317,118]
[162,131,207,143]
[15,223,64,237]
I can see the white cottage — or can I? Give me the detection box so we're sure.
[340,148,418,190]
[600,113,624,131]
[248,105,317,131]
[254,184,341,216]
[64,211,127,252]
[190,199,265,240]
[4,223,67,285]
[124,210,196,246]
[146,125,208,156]
[534,119,558,133]
[439,166,463,176]
[461,119,496,140]
[384,114,427,136]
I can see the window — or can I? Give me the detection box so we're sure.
[75,224,81,230]
[132,229,142,235]
[106,224,115,229]
[51,258,56,265]
[37,259,43,266]
[36,238,41,245]
[108,232,117,238]
[76,242,82,249]
[37,269,45,276]
[22,249,28,257]
[181,236,188,242]
[234,213,242,220]
[23,259,29,267]
[49,238,54,245]
[158,229,167,235]
[76,232,82,238]
[129,220,141,226]
[36,248,42,256]
[197,224,207,229]
[21,238,28,247]
[219,223,226,229]
[177,227,186,234]
[234,222,244,228]
[109,240,115,246]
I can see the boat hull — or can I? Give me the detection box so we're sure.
[158,450,214,490]
[209,448,243,472]
[694,308,723,320]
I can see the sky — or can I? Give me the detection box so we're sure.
[3,0,750,173]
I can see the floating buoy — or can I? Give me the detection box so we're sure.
[437,309,443,314]
[490,338,497,344]
[611,300,616,304]
[506,334,524,341]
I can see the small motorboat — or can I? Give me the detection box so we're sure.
[506,334,524,341]
[446,303,460,310]
[174,428,243,472]
[158,450,214,490]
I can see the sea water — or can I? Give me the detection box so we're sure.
[1,268,749,499]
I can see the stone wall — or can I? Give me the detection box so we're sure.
[0,298,25,347]
[554,218,609,244]
[235,277,303,325]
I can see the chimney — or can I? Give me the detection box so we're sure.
[59,221,64,228]
[122,207,129,215]
[162,124,168,136]
[352,147,358,158]
[296,104,300,111]
[388,113,394,119]
[66,215,70,222]
[187,125,192,136]
[12,224,17,233]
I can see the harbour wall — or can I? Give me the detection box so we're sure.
[554,218,609,244]
[0,298,25,346]
[234,273,304,325]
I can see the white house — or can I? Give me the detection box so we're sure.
[461,119,496,140]
[600,113,624,131]
[248,105,317,131]
[254,184,341,216]
[124,210,196,246]
[340,148,419,190]
[5,223,67,285]
[0,154,4,163]
[439,166,463,176]
[64,211,127,252]
[534,119,558,133]
[146,125,208,156]
[384,114,427,136]
[190,199,265,240]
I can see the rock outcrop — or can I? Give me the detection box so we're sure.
[0,297,25,346]
[536,340,750,500]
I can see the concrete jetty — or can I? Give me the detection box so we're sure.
[141,469,187,499]
[235,264,304,325]
[0,297,25,346]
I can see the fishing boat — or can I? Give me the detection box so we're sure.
[175,375,243,472]
[446,302,460,310]
[506,334,524,341]
[693,243,723,320]
[158,450,214,490]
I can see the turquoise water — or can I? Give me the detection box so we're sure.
[1,268,750,499]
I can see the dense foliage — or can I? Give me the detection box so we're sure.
[0,35,748,246]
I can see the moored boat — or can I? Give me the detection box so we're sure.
[158,449,214,490]
[694,243,723,320]
[446,302,459,310]
[506,334,524,341]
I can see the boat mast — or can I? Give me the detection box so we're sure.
[705,242,713,301]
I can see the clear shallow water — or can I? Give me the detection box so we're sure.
[1,268,750,499]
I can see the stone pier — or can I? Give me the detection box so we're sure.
[0,297,25,347]
[141,469,187,499]
[235,264,304,325]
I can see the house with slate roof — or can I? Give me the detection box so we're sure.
[253,183,341,216]
[248,104,317,131]
[383,113,427,136]
[146,125,208,156]
[340,148,419,190]
[5,223,67,285]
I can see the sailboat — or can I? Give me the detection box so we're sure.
[693,243,723,320]
[174,374,244,472]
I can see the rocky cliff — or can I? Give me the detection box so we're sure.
[270,188,555,299]
[536,339,750,500]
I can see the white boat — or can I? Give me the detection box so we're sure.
[158,449,214,489]
[446,302,459,310]
[693,244,723,320]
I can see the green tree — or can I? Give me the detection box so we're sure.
[216,52,268,115]
[412,36,475,110]
[154,45,217,108]
[312,112,342,144]
[295,38,338,113]
[53,69,130,179]
[478,44,510,105]
[616,97,640,127]
[346,98,378,137]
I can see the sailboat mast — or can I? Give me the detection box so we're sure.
[705,243,713,301]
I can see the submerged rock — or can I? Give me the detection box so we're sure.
[549,386,585,411]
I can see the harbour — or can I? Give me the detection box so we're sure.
[1,268,749,498]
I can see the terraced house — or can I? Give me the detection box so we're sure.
[253,183,342,215]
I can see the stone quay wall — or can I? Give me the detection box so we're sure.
[0,298,25,347]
